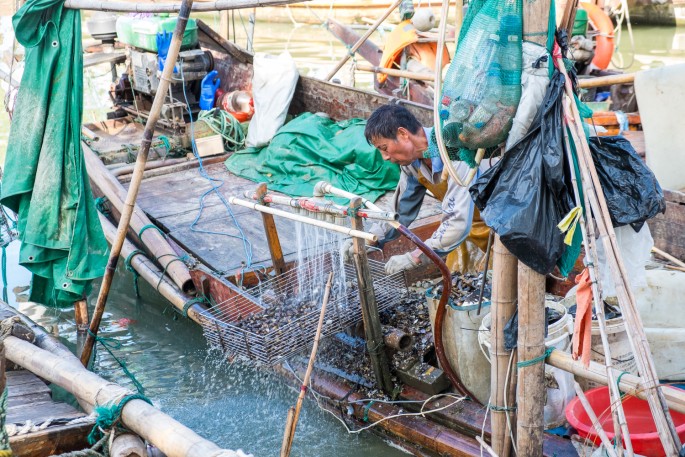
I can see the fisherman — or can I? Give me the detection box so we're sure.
[351,103,491,275]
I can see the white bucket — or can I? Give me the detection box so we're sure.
[426,293,491,405]
[561,288,638,389]
[478,301,575,429]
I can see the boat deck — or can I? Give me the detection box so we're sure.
[7,370,92,456]
[124,153,442,275]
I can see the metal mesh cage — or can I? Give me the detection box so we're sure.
[196,252,408,365]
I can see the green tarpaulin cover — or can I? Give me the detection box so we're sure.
[225,113,400,201]
[1,0,108,306]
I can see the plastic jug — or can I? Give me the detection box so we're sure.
[199,71,220,111]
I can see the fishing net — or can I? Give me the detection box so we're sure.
[429,0,523,160]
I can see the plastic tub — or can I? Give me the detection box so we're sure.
[566,386,685,457]
[116,15,198,52]
[572,9,589,36]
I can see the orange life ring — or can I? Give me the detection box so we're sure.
[580,2,614,70]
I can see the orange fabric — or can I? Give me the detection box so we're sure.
[572,268,594,367]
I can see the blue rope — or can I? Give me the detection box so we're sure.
[177,65,265,275]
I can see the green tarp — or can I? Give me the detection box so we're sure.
[1,0,108,306]
[225,113,400,202]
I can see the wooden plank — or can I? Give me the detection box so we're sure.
[6,370,42,387]
[9,422,93,457]
[7,401,83,425]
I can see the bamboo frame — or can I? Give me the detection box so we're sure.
[562,106,633,456]
[5,337,243,457]
[324,0,402,81]
[354,62,435,82]
[64,0,311,12]
[97,213,202,322]
[228,197,378,242]
[490,237,518,457]
[81,0,195,367]
[547,350,685,415]
[558,59,681,454]
[573,382,619,457]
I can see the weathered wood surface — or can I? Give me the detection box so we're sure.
[7,370,93,457]
[129,160,441,275]
[648,189,685,262]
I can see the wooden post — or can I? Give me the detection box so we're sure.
[515,1,551,455]
[254,183,286,276]
[516,263,546,457]
[489,237,518,457]
[324,0,401,81]
[74,299,89,333]
[80,0,195,367]
[350,198,394,394]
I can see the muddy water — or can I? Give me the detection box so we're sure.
[0,13,684,456]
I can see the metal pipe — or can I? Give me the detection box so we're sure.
[382,326,413,352]
[228,197,378,242]
[245,189,399,221]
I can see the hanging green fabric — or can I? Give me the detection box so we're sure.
[1,0,108,306]
[225,113,400,202]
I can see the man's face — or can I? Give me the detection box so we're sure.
[371,127,422,166]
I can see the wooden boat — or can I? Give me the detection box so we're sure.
[0,300,244,457]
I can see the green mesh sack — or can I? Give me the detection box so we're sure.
[433,0,523,155]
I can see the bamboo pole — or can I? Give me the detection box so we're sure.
[547,350,685,415]
[83,145,193,293]
[490,237,518,457]
[5,337,246,457]
[516,263,546,457]
[63,0,311,12]
[110,434,147,457]
[281,272,334,457]
[563,112,632,455]
[354,62,435,82]
[324,0,401,81]
[558,59,681,454]
[351,65,635,89]
[112,157,188,177]
[652,247,685,269]
[227,197,378,243]
[74,299,89,333]
[350,198,394,395]
[97,213,203,322]
[81,1,195,367]
[577,72,635,88]
[573,382,619,457]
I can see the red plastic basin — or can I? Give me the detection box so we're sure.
[566,386,685,457]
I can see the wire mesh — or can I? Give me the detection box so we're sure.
[196,251,407,365]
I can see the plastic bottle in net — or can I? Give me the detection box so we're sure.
[498,14,523,107]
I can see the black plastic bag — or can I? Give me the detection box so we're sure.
[470,71,575,275]
[589,136,665,232]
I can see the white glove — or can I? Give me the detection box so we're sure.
[384,252,421,275]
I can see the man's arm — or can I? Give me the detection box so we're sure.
[378,173,427,248]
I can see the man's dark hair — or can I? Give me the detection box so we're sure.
[364,104,422,144]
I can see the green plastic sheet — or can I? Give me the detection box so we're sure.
[225,113,400,201]
[1,0,108,306]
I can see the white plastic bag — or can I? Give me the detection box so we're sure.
[246,52,299,148]
[597,224,654,299]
